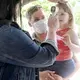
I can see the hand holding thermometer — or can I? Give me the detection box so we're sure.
[51,6,59,17]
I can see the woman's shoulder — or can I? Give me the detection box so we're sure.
[68,26,79,42]
[68,28,76,37]
[68,26,78,35]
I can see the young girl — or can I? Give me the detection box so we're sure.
[40,2,80,79]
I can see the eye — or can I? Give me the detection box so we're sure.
[61,13,64,15]
[34,18,40,22]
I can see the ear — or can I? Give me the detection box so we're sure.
[28,21,32,27]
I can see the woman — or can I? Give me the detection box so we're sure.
[0,0,59,80]
[26,5,48,43]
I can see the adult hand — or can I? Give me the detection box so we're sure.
[48,73,63,80]
[48,14,59,31]
[40,71,63,80]
[40,71,55,80]
[47,14,59,41]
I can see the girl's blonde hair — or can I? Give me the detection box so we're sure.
[56,3,74,28]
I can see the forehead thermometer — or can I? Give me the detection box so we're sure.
[51,6,59,16]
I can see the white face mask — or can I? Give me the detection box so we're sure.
[32,19,48,34]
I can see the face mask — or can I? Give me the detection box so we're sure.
[32,19,48,34]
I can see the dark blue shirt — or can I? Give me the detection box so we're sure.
[0,24,58,80]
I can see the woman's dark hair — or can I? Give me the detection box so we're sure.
[0,0,20,21]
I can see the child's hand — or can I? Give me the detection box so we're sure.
[62,34,71,46]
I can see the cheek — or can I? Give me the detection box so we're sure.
[64,15,69,23]
[30,20,35,25]
[59,15,64,20]
[29,20,34,26]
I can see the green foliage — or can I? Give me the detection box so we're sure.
[22,0,80,37]
[22,0,55,17]
[73,1,80,37]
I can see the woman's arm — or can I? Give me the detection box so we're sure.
[0,15,59,68]
[0,27,58,67]
[68,29,80,53]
